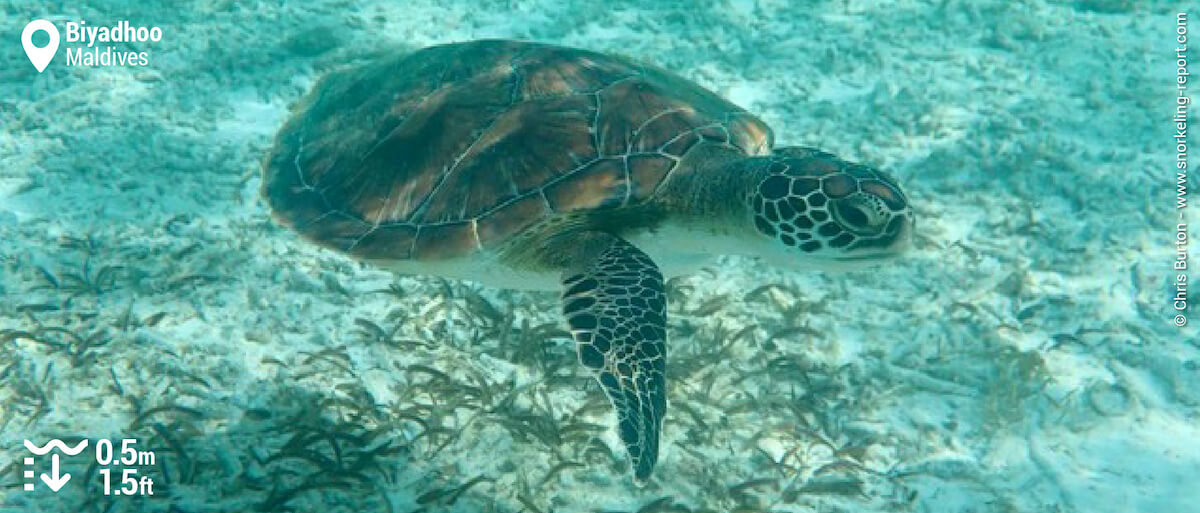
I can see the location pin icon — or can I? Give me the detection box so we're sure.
[22,20,60,73]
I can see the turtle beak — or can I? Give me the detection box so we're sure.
[889,214,914,252]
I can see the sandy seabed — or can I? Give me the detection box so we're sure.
[1,0,1197,512]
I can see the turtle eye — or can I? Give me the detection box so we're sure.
[831,196,884,235]
[839,204,870,228]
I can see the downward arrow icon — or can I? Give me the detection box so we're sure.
[41,454,70,492]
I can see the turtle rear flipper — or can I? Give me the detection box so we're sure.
[560,233,667,484]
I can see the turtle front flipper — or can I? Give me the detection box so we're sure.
[560,233,667,484]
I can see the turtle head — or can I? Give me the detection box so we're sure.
[747,148,913,269]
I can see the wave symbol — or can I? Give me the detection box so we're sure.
[24,439,89,456]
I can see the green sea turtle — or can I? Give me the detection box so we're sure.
[262,39,913,483]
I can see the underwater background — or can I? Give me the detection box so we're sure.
[1,0,1197,512]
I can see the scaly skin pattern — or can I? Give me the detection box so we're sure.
[560,234,666,484]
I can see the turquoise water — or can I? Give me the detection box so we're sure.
[1,1,1197,512]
